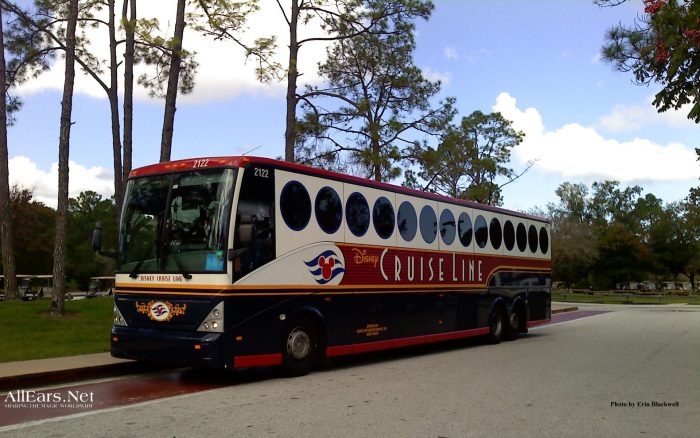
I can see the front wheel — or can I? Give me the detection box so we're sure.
[281,318,320,377]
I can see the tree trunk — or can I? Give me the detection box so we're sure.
[159,0,186,163]
[0,5,18,300]
[52,0,79,316]
[108,0,124,217]
[284,0,300,162]
[122,0,135,184]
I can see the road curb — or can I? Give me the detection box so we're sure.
[552,306,579,314]
[0,361,166,392]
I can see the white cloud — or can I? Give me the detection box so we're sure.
[8,156,114,208]
[597,99,697,132]
[463,48,491,64]
[14,0,329,103]
[443,46,459,61]
[421,67,452,87]
[493,92,699,182]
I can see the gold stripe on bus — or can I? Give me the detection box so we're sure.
[115,266,550,292]
[114,289,488,297]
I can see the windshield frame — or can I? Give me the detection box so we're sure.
[117,167,237,275]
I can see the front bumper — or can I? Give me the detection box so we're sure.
[111,326,228,369]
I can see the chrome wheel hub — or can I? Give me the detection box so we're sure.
[287,329,311,360]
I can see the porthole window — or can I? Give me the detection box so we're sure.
[490,218,502,250]
[397,201,417,242]
[503,220,515,251]
[420,205,437,244]
[373,197,395,239]
[346,192,370,237]
[315,186,342,234]
[458,212,473,247]
[516,223,527,252]
[440,209,456,245]
[528,225,538,253]
[539,226,549,254]
[280,181,311,231]
[475,215,488,249]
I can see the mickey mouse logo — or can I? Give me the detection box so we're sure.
[305,250,345,284]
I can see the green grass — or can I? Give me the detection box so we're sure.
[553,291,700,305]
[0,298,113,363]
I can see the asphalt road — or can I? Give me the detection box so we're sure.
[2,304,699,437]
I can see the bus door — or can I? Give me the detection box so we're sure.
[232,164,275,282]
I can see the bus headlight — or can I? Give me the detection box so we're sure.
[114,305,128,326]
[198,301,224,333]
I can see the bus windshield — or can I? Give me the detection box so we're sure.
[118,168,236,275]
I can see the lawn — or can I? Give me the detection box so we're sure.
[0,297,113,363]
[553,291,700,305]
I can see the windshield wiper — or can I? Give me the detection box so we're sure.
[170,253,193,280]
[129,258,146,279]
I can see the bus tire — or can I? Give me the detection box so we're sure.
[487,306,506,344]
[505,308,521,341]
[281,317,319,377]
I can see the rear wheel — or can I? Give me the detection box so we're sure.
[505,308,521,341]
[281,317,320,377]
[487,306,506,344]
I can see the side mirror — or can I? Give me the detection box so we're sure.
[92,222,103,253]
[91,223,117,259]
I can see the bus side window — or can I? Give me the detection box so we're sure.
[233,166,275,281]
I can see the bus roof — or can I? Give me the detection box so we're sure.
[129,156,549,223]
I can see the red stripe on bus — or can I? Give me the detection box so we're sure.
[326,327,490,357]
[527,319,550,328]
[233,353,283,368]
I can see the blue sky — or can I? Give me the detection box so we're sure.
[6,0,700,211]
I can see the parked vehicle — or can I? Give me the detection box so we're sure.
[617,282,641,291]
[639,281,657,292]
[657,281,676,291]
[86,276,115,298]
[676,282,693,292]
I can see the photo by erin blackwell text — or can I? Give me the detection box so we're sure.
[610,400,680,408]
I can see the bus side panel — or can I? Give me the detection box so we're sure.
[229,290,491,361]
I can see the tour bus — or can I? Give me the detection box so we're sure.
[95,156,551,376]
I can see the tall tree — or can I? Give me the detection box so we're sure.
[121,0,136,183]
[296,0,453,181]
[244,0,426,162]
[0,4,18,299]
[3,1,200,212]
[51,0,78,316]
[159,0,186,162]
[405,111,527,205]
[105,0,124,215]
[3,0,127,219]
[598,0,700,122]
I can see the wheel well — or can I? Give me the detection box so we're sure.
[491,299,508,318]
[511,299,528,331]
[290,309,327,356]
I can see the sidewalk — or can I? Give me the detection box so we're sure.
[1,303,578,391]
[0,353,139,391]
